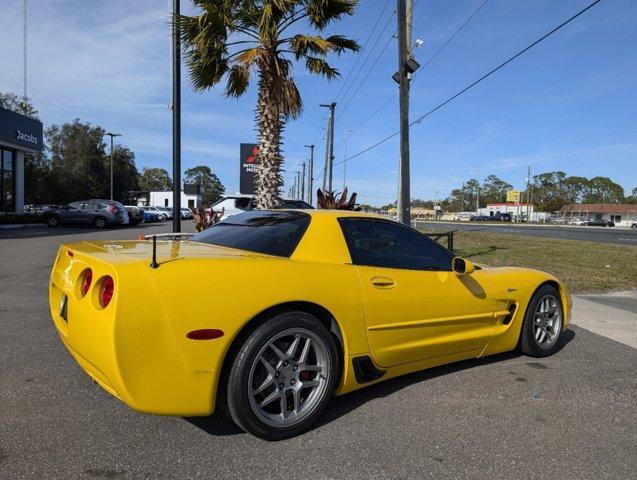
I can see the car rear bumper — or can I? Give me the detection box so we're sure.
[49,247,219,416]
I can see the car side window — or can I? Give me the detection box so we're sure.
[338,218,453,271]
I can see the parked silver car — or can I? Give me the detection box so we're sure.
[43,200,130,228]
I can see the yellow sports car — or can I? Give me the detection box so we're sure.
[49,210,570,439]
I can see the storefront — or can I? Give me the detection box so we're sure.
[0,107,43,214]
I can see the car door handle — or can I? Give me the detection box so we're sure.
[371,276,396,289]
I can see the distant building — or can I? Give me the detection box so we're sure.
[559,204,637,227]
[128,190,202,209]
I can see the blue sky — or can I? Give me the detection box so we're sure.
[1,0,635,205]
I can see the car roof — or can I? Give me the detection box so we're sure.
[272,209,384,220]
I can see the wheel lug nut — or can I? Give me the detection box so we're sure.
[275,372,280,378]
[279,383,285,390]
[293,365,298,371]
[283,361,289,367]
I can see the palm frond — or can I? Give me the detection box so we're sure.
[306,0,358,30]
[305,57,339,79]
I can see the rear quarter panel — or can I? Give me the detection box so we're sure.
[148,254,368,401]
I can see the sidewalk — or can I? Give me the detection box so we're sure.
[571,290,637,348]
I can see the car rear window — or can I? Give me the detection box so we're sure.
[190,211,311,257]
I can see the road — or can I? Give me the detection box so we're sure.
[0,224,635,479]
[415,221,637,245]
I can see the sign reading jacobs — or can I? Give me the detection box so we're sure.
[0,107,43,151]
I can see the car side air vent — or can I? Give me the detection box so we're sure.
[502,304,517,325]
[352,356,386,384]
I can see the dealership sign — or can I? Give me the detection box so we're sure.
[0,107,43,151]
[239,143,260,194]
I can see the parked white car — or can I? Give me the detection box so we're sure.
[211,194,313,221]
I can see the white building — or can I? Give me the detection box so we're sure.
[133,191,202,209]
[478,203,550,222]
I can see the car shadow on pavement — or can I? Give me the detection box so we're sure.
[184,329,575,438]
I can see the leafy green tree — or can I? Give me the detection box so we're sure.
[184,165,225,205]
[562,176,589,203]
[177,0,359,209]
[583,176,625,204]
[480,175,513,205]
[0,91,38,119]
[45,120,140,203]
[138,167,172,191]
[109,146,140,201]
[46,120,109,202]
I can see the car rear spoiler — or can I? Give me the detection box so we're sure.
[140,233,195,269]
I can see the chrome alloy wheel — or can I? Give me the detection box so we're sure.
[533,294,562,349]
[248,328,330,428]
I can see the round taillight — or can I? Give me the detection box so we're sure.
[80,269,93,297]
[98,276,115,308]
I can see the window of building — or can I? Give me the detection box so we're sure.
[164,198,169,207]
[610,215,621,223]
[1,149,15,212]
[338,218,454,271]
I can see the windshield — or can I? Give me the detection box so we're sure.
[190,210,311,257]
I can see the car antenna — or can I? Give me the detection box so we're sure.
[150,235,159,269]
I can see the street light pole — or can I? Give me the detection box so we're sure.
[304,144,314,204]
[320,102,336,192]
[172,0,182,232]
[300,162,306,202]
[104,132,121,201]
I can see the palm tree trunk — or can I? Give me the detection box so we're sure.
[254,72,284,209]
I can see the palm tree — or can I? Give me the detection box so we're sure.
[176,0,359,208]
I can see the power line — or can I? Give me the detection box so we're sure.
[333,0,392,103]
[336,10,396,114]
[338,33,394,119]
[339,0,491,145]
[334,0,604,167]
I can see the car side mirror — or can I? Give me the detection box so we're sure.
[452,257,475,275]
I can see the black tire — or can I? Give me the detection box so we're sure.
[224,311,339,440]
[519,285,564,357]
[93,216,107,229]
[45,215,60,227]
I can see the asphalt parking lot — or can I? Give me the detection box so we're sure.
[1,223,635,479]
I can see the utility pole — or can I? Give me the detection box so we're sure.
[397,0,412,225]
[292,174,297,199]
[526,165,532,222]
[301,162,306,202]
[172,0,182,232]
[320,102,336,191]
[304,144,314,204]
[343,129,352,191]
[104,132,121,201]
[296,171,302,199]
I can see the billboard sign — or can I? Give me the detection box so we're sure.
[239,143,260,194]
[506,189,521,203]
